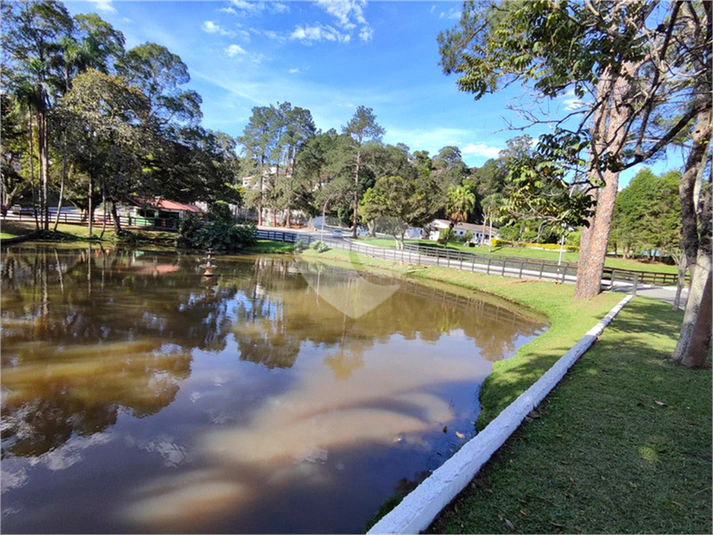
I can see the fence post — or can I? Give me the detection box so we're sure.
[539,261,545,280]
[471,257,475,272]
[501,259,506,276]
[562,264,568,283]
[486,258,491,275]
[633,273,639,296]
[611,270,616,290]
[519,261,524,279]
[446,248,451,268]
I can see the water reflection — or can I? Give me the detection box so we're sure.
[1,245,546,533]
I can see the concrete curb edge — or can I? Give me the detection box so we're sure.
[367,294,634,535]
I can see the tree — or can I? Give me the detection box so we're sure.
[439,0,710,299]
[445,184,475,230]
[2,0,74,230]
[360,174,441,249]
[57,69,149,234]
[342,106,385,237]
[440,0,711,365]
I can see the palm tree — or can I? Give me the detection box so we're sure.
[445,184,475,229]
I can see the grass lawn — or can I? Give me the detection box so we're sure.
[299,248,710,534]
[243,240,295,254]
[356,237,678,274]
[427,297,711,534]
[0,220,179,245]
[0,220,40,239]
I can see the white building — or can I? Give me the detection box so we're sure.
[427,219,498,244]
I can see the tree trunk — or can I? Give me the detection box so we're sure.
[672,105,712,365]
[38,109,50,231]
[574,69,632,300]
[352,150,361,238]
[673,253,688,311]
[111,201,122,233]
[88,172,93,236]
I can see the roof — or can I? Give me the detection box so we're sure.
[133,197,203,213]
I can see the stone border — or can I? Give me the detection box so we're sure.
[368,294,634,535]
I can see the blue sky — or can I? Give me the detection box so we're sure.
[65,0,680,185]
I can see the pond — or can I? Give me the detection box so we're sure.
[1,244,547,533]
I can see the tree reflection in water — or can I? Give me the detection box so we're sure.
[0,245,547,533]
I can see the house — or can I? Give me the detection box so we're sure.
[120,198,203,229]
[427,219,498,244]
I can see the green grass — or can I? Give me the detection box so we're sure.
[427,298,711,534]
[299,249,710,534]
[355,237,678,274]
[243,240,295,254]
[0,220,179,245]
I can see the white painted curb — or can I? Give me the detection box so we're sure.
[368,294,634,535]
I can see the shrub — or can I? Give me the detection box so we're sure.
[294,239,309,252]
[179,216,257,251]
[439,228,455,245]
[312,240,330,253]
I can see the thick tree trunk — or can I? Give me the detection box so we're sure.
[574,70,632,300]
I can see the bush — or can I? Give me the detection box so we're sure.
[312,240,330,253]
[491,237,579,251]
[294,239,309,252]
[439,228,455,245]
[178,215,257,251]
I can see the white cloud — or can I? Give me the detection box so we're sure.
[439,8,461,20]
[289,68,302,74]
[87,0,117,14]
[202,21,236,37]
[228,0,290,16]
[290,23,350,44]
[313,0,373,43]
[225,44,247,57]
[251,53,270,63]
[359,26,373,42]
[219,6,238,15]
[461,143,503,158]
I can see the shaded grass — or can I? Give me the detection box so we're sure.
[355,237,678,274]
[0,220,178,245]
[427,298,711,534]
[243,240,295,254]
[0,220,40,239]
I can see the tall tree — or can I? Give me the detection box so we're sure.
[2,0,74,229]
[440,0,712,365]
[342,106,385,238]
[57,69,148,234]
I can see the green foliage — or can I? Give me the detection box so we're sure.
[178,213,256,251]
[611,168,682,258]
[293,239,309,252]
[438,228,455,245]
[311,240,329,253]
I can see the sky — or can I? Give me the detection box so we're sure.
[64,0,681,186]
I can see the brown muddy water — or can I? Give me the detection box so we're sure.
[0,244,546,533]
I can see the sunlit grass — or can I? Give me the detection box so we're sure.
[355,237,678,274]
[427,298,711,534]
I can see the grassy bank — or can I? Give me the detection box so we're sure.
[0,220,179,245]
[356,237,678,274]
[428,297,711,534]
[243,240,295,254]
